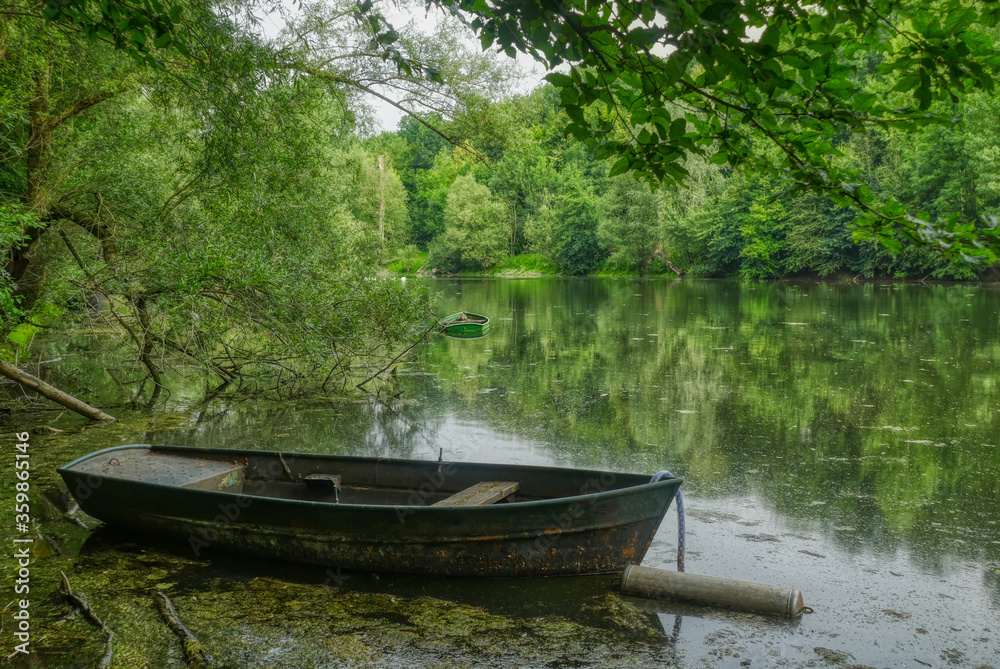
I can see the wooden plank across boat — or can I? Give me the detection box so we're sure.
[58,445,682,578]
[440,311,490,338]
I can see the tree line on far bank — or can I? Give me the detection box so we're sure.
[372,80,999,281]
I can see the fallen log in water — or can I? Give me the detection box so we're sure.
[620,564,811,617]
[0,358,115,421]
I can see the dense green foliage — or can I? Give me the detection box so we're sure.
[380,78,1000,279]
[35,0,1000,267]
[447,0,1000,265]
[0,0,515,396]
[441,173,508,269]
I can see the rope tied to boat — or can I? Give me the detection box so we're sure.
[650,471,685,572]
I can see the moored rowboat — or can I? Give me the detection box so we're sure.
[440,311,490,338]
[58,445,682,578]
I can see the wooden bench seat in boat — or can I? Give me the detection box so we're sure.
[432,481,519,507]
[303,473,341,490]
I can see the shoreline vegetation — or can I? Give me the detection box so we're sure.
[376,80,1000,283]
[384,251,1000,282]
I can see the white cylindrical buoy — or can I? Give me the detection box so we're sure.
[621,564,808,617]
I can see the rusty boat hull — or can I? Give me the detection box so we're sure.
[58,445,682,578]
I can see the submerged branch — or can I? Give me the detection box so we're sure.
[355,322,437,390]
[153,590,210,666]
[59,572,114,668]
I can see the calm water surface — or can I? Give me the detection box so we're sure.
[7,278,1000,667]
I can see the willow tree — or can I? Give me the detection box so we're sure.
[0,0,512,400]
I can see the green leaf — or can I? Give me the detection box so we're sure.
[560,86,579,106]
[700,1,736,23]
[564,104,586,126]
[964,30,995,56]
[853,93,877,112]
[545,72,573,87]
[425,66,443,83]
[883,199,906,217]
[878,235,903,254]
[759,25,780,50]
[892,73,921,92]
[669,118,686,140]
[944,7,977,34]
[757,110,779,132]
[622,28,663,46]
[607,157,630,177]
[915,85,932,110]
[631,109,651,125]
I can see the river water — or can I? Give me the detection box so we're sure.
[4,278,999,667]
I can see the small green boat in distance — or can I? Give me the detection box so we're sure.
[440,311,490,338]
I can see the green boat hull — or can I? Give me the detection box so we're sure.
[440,312,490,338]
[59,445,682,578]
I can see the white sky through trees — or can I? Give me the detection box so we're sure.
[256,0,545,132]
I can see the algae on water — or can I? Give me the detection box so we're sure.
[8,546,669,669]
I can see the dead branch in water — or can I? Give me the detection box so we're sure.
[0,359,115,421]
[153,590,210,666]
[58,571,114,668]
[355,322,437,390]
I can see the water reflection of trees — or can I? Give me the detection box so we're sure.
[423,279,1000,564]
[20,279,1000,569]
[143,394,447,461]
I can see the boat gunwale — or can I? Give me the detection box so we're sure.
[58,444,682,514]
[441,311,490,327]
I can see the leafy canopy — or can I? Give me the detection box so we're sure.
[441,0,1000,263]
[37,0,1000,263]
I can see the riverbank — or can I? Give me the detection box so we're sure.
[385,251,1000,282]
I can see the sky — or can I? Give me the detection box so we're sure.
[373,4,547,131]
[256,0,547,133]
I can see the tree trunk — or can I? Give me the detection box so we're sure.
[134,296,163,388]
[0,358,116,421]
[377,154,386,248]
[6,68,52,284]
[26,67,50,210]
[7,64,116,286]
[510,201,516,256]
[654,245,685,276]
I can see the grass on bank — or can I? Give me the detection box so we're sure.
[384,247,429,274]
[486,253,562,276]
[384,251,689,277]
